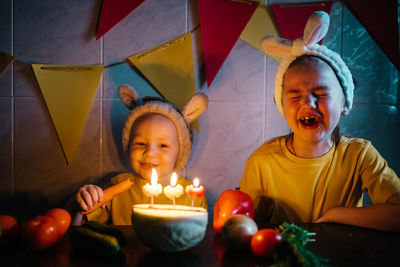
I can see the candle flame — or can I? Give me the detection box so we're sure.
[193,178,200,187]
[151,168,158,185]
[171,172,177,186]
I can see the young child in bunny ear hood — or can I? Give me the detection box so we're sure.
[76,85,209,225]
[240,11,400,231]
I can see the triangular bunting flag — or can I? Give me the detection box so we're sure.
[346,0,400,70]
[239,2,281,62]
[271,1,332,40]
[128,33,200,130]
[96,0,144,40]
[0,51,13,74]
[198,0,258,86]
[32,64,104,164]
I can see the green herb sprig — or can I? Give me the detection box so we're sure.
[272,223,329,267]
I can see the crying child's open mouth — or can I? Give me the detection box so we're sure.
[300,116,320,127]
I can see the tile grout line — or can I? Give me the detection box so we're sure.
[263,55,266,142]
[184,0,188,179]
[185,0,188,34]
[340,2,343,57]
[263,0,269,142]
[100,35,104,187]
[11,0,15,196]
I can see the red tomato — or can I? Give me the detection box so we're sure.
[45,208,71,240]
[22,215,59,250]
[0,215,20,247]
[250,229,282,258]
[213,189,254,234]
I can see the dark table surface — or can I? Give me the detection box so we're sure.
[1,223,400,267]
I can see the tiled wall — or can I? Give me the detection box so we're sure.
[0,0,399,219]
[340,6,400,172]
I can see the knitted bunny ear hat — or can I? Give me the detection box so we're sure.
[260,11,354,116]
[118,85,209,172]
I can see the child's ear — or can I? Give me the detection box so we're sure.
[182,93,209,123]
[118,84,139,110]
[341,106,349,116]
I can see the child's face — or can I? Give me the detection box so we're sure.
[129,114,179,182]
[281,58,348,145]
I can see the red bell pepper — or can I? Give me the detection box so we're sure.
[213,188,255,234]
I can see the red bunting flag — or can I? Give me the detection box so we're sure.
[271,1,332,40]
[198,0,258,86]
[96,0,144,40]
[346,0,400,70]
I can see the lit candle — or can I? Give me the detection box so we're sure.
[163,172,184,208]
[142,168,163,207]
[185,178,205,207]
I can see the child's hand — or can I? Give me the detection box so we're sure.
[315,215,333,223]
[315,207,340,223]
[76,185,104,212]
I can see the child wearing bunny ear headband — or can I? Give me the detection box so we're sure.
[75,85,208,225]
[240,11,400,231]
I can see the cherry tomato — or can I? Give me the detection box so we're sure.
[213,189,254,234]
[0,215,20,247]
[45,208,71,241]
[22,215,59,250]
[250,229,282,258]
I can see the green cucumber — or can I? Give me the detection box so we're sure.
[70,227,121,257]
[82,221,126,247]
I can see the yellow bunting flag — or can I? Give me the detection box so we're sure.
[239,2,281,62]
[128,32,199,131]
[32,64,104,164]
[0,51,13,74]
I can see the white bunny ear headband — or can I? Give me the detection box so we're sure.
[261,11,354,116]
[118,84,209,172]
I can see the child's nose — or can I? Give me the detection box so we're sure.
[303,94,318,109]
[144,143,158,156]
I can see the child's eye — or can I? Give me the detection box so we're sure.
[289,95,301,101]
[314,87,329,98]
[134,142,146,146]
[159,144,169,148]
[315,93,328,98]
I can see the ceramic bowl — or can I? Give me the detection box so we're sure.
[132,204,208,252]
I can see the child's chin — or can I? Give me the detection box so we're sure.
[135,170,152,180]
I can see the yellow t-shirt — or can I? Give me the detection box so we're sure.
[239,135,400,224]
[87,173,208,225]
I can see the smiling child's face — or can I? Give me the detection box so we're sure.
[281,57,348,146]
[129,114,179,183]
